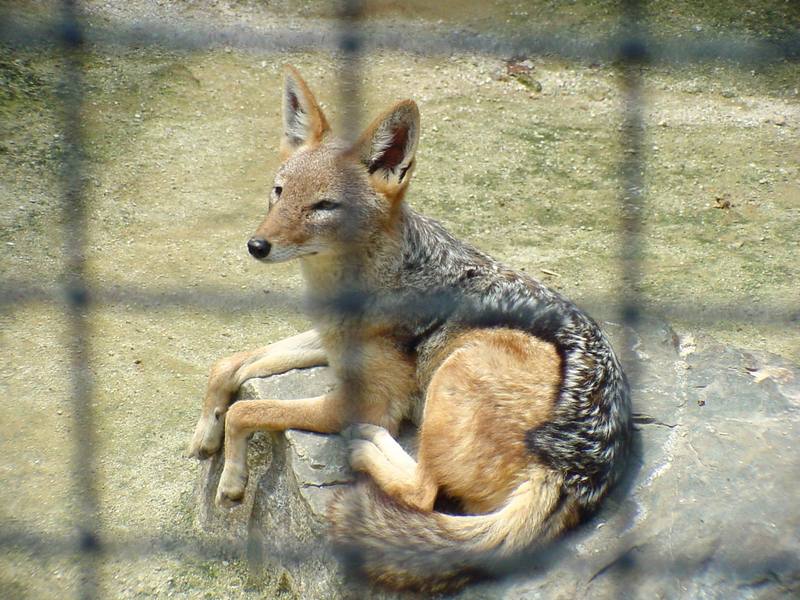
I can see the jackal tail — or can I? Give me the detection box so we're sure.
[329,469,575,593]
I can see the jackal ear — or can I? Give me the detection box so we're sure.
[352,100,420,200]
[281,65,330,157]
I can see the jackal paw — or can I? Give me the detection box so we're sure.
[344,423,390,443]
[343,423,388,473]
[216,464,248,508]
[187,410,225,459]
[345,423,417,477]
[347,438,380,473]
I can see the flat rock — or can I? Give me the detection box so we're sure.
[195,319,800,598]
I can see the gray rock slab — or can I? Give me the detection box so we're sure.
[195,319,800,599]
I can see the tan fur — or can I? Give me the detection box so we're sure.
[347,99,419,207]
[279,65,329,158]
[328,465,579,592]
[324,332,419,434]
[435,468,565,550]
[190,66,580,588]
[188,329,327,460]
[419,329,561,514]
[346,328,562,517]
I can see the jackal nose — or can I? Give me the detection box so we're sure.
[247,237,271,259]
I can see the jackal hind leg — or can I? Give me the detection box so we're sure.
[188,329,326,459]
[348,423,437,512]
[216,391,345,507]
[416,328,563,515]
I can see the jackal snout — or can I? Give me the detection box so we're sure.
[247,237,271,259]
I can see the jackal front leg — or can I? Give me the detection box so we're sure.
[216,390,347,507]
[188,329,326,459]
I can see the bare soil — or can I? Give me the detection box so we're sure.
[1,1,798,598]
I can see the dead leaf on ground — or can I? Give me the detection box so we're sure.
[713,194,732,209]
[506,59,542,93]
[506,59,535,76]
[746,366,794,384]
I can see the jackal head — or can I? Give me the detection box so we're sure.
[247,66,420,263]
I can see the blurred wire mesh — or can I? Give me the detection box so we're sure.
[1,0,798,598]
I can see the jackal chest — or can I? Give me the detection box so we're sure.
[318,325,422,431]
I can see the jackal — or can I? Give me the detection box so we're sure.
[188,66,631,592]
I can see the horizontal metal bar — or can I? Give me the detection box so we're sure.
[0,527,307,566]
[1,17,798,64]
[2,525,798,580]
[1,279,797,326]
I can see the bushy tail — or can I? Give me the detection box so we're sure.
[328,469,574,593]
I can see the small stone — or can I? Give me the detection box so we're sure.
[489,68,508,82]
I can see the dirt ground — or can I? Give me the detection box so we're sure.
[1,1,798,598]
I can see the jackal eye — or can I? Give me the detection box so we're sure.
[312,199,340,211]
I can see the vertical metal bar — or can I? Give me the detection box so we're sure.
[338,0,364,145]
[618,1,647,348]
[616,0,647,593]
[330,7,371,581]
[58,1,101,598]
[335,0,366,426]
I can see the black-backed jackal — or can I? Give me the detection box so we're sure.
[188,66,631,592]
